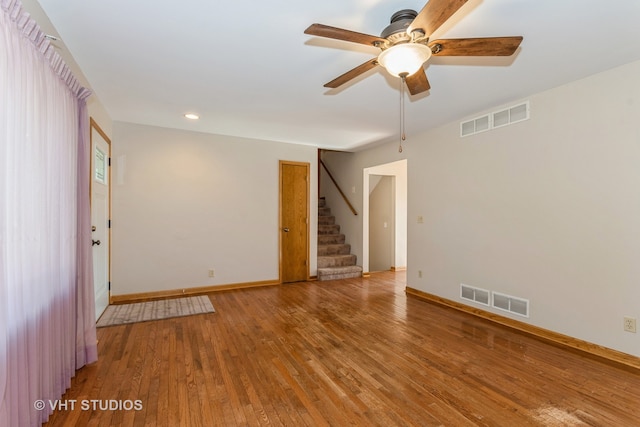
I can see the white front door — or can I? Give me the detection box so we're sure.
[90,119,111,320]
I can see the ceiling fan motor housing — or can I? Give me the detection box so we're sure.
[380,9,418,42]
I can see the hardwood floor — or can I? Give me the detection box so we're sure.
[45,272,640,426]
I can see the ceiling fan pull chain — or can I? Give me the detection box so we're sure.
[399,74,407,153]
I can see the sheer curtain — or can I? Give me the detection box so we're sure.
[1,1,98,425]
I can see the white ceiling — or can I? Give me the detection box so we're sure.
[36,0,640,151]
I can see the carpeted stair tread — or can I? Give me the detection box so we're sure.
[317,197,362,281]
[319,224,340,235]
[318,234,345,245]
[318,254,357,268]
[317,265,363,281]
[318,243,351,256]
[318,215,335,225]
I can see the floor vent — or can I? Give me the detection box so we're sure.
[460,101,529,137]
[460,284,490,306]
[492,292,529,317]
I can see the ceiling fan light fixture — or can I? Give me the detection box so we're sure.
[377,43,432,77]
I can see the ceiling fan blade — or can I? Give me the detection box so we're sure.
[305,23,386,47]
[324,58,379,89]
[407,0,469,38]
[405,68,431,95]
[429,37,523,56]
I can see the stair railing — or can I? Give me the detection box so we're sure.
[319,158,358,216]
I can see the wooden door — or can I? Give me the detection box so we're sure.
[280,161,309,283]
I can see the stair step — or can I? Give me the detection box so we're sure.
[317,265,363,281]
[318,215,335,225]
[318,224,340,235]
[318,254,357,268]
[318,234,345,245]
[316,198,361,281]
[318,207,332,217]
[318,243,351,256]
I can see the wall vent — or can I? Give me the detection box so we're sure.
[460,101,530,137]
[460,114,490,137]
[492,292,529,318]
[460,284,490,306]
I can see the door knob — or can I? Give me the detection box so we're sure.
[92,239,101,246]
[283,227,290,232]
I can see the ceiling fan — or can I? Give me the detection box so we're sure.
[304,0,523,95]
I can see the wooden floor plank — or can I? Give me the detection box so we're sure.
[44,271,640,426]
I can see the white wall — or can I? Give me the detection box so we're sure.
[323,60,640,357]
[111,122,318,295]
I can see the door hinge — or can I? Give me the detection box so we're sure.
[108,281,111,291]
[108,219,111,228]
[108,157,111,167]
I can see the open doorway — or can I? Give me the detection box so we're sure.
[369,175,394,272]
[362,159,407,274]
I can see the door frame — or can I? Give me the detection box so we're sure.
[368,175,395,272]
[362,159,407,274]
[90,117,112,309]
[278,160,310,283]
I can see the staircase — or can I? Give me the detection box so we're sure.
[317,197,363,281]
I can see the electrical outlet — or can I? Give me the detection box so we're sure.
[208,269,215,278]
[418,270,422,278]
[624,316,636,333]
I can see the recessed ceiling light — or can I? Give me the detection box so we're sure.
[184,113,199,120]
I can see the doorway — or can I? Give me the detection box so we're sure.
[90,118,111,320]
[279,161,310,283]
[369,175,395,272]
[362,159,407,274]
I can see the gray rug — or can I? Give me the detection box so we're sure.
[97,295,215,327]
